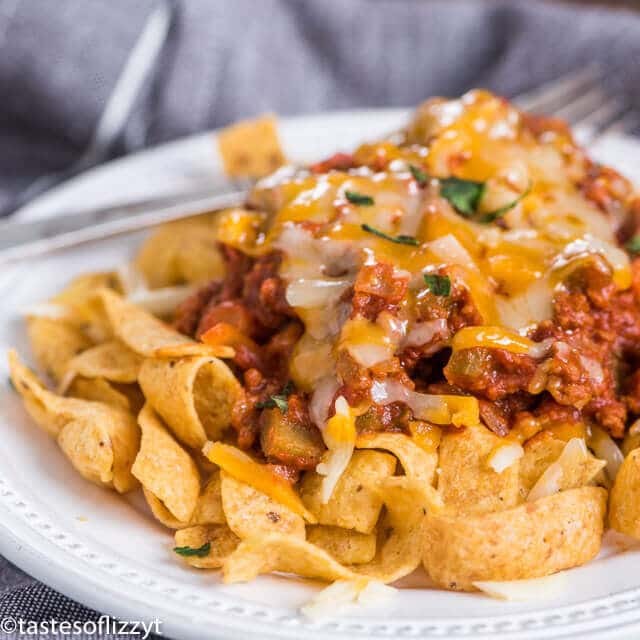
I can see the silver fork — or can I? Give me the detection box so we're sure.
[513,64,637,145]
[0,66,637,264]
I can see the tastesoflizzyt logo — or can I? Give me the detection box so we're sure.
[0,615,162,638]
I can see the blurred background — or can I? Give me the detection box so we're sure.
[1,0,640,218]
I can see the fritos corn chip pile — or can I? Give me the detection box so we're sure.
[10,92,640,602]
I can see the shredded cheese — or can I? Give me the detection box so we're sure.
[202,442,317,522]
[316,396,357,503]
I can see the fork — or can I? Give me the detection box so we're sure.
[0,65,636,264]
[513,64,637,144]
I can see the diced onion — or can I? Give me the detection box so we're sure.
[589,426,624,481]
[486,442,524,473]
[300,579,396,620]
[291,339,334,390]
[496,279,553,331]
[369,379,479,427]
[527,337,555,359]
[309,376,340,428]
[285,278,351,309]
[274,226,357,280]
[579,355,604,385]
[370,379,396,404]
[404,319,448,348]
[406,391,458,424]
[527,438,587,502]
[426,234,476,268]
[377,311,408,345]
[347,343,393,368]
[473,572,568,601]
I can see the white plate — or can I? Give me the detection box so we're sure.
[2,110,640,640]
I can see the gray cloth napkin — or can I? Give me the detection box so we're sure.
[1,0,640,635]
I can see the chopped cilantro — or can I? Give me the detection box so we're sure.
[626,236,640,255]
[173,542,211,558]
[361,223,419,246]
[480,185,532,223]
[424,274,451,296]
[409,164,428,186]
[439,177,485,216]
[271,395,290,413]
[345,190,374,206]
[256,380,294,413]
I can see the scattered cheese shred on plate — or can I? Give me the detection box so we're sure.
[473,572,568,601]
[300,579,398,620]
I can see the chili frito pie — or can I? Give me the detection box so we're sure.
[10,91,640,606]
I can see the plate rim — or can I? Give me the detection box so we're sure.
[3,108,640,640]
[3,470,640,640]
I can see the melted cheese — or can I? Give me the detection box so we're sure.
[339,317,397,367]
[451,326,537,355]
[408,421,442,453]
[229,90,634,430]
[203,442,317,522]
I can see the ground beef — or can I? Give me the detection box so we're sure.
[262,321,304,382]
[173,279,221,337]
[445,334,623,435]
[174,222,640,451]
[478,393,535,438]
[510,396,583,439]
[231,368,281,449]
[442,261,640,437]
[579,163,633,218]
[242,252,295,329]
[225,320,305,452]
[176,245,294,342]
[530,261,640,436]
[197,300,256,340]
[220,245,253,299]
[617,196,640,244]
[266,464,300,484]
[522,112,573,140]
[335,350,374,406]
[309,152,355,174]
[351,262,409,321]
[623,369,640,415]
[402,267,482,372]
[231,342,265,372]
[444,347,538,401]
[174,244,308,457]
